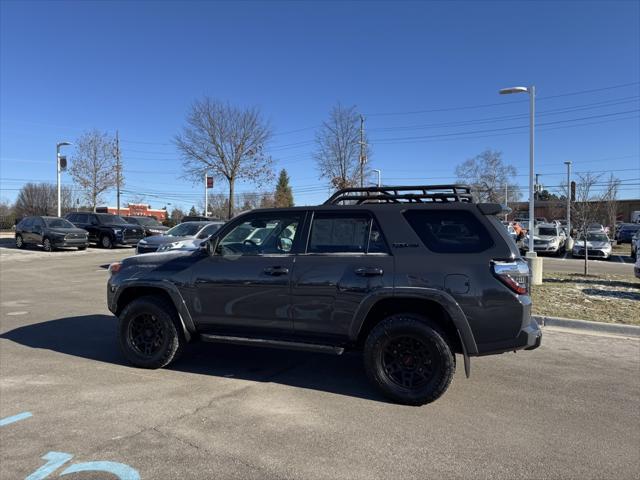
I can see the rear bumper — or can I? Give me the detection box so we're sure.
[475,318,542,356]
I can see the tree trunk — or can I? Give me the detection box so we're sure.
[228,178,235,220]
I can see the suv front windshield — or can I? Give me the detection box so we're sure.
[97,214,129,225]
[537,227,557,236]
[166,222,207,237]
[579,233,609,242]
[44,218,75,229]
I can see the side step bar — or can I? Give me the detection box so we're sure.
[200,334,345,355]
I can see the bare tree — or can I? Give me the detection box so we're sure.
[175,98,273,220]
[602,174,621,233]
[314,103,370,190]
[14,183,75,218]
[69,130,118,211]
[571,173,606,275]
[455,149,521,203]
[0,199,15,230]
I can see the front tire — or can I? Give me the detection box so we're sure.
[100,234,113,249]
[15,234,25,249]
[42,237,54,252]
[363,314,455,406]
[118,295,185,369]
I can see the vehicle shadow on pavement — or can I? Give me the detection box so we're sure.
[0,315,385,403]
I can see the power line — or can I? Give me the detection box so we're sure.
[364,81,640,117]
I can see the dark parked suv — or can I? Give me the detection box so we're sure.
[65,212,144,248]
[15,216,89,251]
[107,185,541,405]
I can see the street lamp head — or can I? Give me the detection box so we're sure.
[57,141,72,147]
[564,161,572,165]
[499,86,529,95]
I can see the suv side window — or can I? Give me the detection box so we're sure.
[218,214,302,256]
[307,214,388,254]
[403,210,493,253]
[19,217,33,229]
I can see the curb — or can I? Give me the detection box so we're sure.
[533,315,640,338]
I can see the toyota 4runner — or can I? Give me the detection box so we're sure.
[107,185,541,405]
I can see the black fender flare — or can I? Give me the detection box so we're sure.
[114,279,196,342]
[348,287,478,377]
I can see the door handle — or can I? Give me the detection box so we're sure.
[355,266,384,277]
[263,266,289,276]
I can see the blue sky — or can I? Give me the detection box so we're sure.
[1,0,639,211]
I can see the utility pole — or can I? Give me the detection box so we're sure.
[359,114,366,188]
[115,130,121,216]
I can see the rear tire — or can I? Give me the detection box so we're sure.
[100,234,113,249]
[118,295,185,369]
[15,234,25,249]
[363,314,455,406]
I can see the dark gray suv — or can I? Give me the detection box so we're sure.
[107,185,541,405]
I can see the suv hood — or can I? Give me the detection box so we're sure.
[574,240,610,249]
[138,234,195,246]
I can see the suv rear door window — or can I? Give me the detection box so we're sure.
[307,214,388,254]
[403,210,493,253]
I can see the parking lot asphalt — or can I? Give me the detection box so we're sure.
[1,247,639,479]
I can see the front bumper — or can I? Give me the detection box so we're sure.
[52,237,89,248]
[115,237,143,246]
[521,243,561,253]
[572,249,610,259]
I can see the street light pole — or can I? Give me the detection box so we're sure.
[56,142,71,217]
[499,85,540,284]
[564,161,572,237]
[372,169,381,187]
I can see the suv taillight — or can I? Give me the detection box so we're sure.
[492,259,529,295]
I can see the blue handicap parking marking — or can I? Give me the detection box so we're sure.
[25,452,74,480]
[60,461,141,480]
[1,413,141,479]
[0,411,33,427]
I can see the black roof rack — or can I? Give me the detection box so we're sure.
[324,184,475,205]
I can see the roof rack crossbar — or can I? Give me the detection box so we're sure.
[324,184,475,205]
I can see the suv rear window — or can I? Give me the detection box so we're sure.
[403,210,493,253]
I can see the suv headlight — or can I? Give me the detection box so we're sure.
[113,229,122,234]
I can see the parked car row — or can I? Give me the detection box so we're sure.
[13,213,190,252]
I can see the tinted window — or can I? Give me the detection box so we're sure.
[96,214,128,225]
[73,213,88,223]
[45,218,75,229]
[166,222,207,237]
[219,214,302,255]
[537,227,557,236]
[19,217,34,229]
[196,223,223,239]
[367,220,390,253]
[308,215,369,254]
[403,210,493,253]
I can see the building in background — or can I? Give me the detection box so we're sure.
[96,203,167,221]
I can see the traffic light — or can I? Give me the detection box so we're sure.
[206,176,214,188]
[570,181,576,202]
[59,155,67,171]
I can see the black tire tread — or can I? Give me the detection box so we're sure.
[118,295,184,369]
[363,313,455,406]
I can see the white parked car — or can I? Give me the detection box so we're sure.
[520,224,566,256]
[571,232,612,260]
